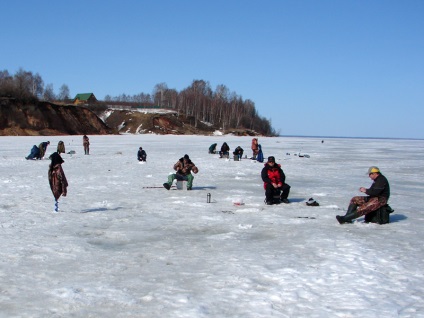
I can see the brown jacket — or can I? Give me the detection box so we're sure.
[251,138,259,155]
[57,141,66,154]
[174,158,198,176]
[48,164,68,201]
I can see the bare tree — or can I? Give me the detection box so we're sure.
[0,70,15,97]
[43,84,56,101]
[58,84,70,101]
[152,83,169,106]
[32,73,44,98]
[13,68,43,101]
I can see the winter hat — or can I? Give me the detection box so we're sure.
[267,156,275,163]
[49,152,64,166]
[184,154,190,160]
[367,166,380,175]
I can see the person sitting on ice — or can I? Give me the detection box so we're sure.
[163,154,198,190]
[208,143,217,154]
[137,146,147,161]
[233,146,244,160]
[57,141,66,154]
[336,166,390,224]
[25,145,41,160]
[261,156,291,205]
[219,142,230,158]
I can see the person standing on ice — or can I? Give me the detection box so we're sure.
[83,135,90,155]
[261,156,291,205]
[48,152,68,212]
[251,138,259,159]
[336,166,390,224]
[163,154,198,190]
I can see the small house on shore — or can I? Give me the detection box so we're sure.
[73,93,97,105]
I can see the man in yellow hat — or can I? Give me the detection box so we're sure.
[336,166,390,224]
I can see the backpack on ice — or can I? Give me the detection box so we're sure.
[364,204,394,224]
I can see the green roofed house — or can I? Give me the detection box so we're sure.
[73,93,97,105]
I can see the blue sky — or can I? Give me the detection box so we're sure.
[1,0,423,138]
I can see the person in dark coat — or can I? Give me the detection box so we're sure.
[38,141,50,159]
[233,146,244,159]
[261,156,291,205]
[137,147,147,161]
[25,145,41,160]
[256,144,264,162]
[48,152,68,212]
[336,166,390,224]
[163,154,199,190]
[83,135,90,155]
[208,143,217,154]
[219,142,230,158]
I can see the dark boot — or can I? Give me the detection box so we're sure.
[336,204,358,224]
[346,204,357,215]
[336,211,359,224]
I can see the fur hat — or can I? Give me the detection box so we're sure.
[49,152,64,166]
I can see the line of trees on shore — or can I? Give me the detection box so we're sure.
[0,68,278,135]
[0,69,70,103]
[105,81,277,135]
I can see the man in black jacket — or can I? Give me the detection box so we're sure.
[336,166,390,224]
[137,147,147,162]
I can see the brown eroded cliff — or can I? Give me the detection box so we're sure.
[0,98,112,136]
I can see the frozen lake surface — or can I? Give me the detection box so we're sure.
[1,135,423,317]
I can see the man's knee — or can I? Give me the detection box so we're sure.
[350,196,364,205]
[168,174,176,182]
[282,184,291,192]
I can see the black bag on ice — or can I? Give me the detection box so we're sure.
[364,204,394,224]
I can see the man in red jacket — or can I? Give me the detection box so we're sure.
[261,156,291,205]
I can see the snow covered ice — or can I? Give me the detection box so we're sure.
[1,135,424,317]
